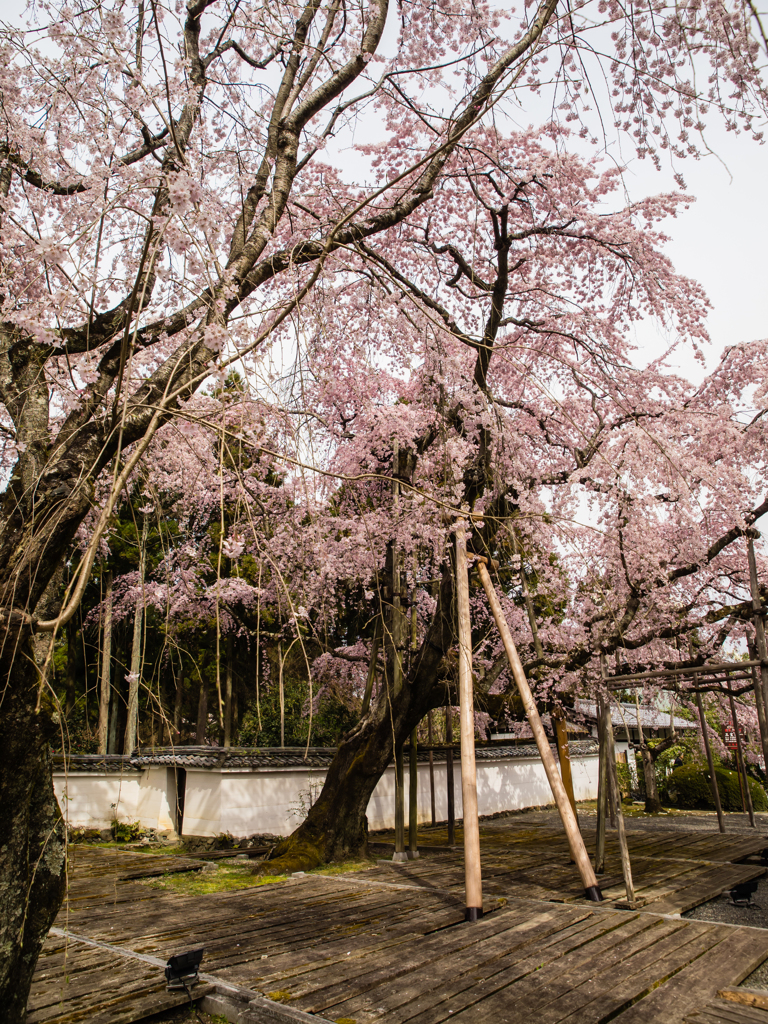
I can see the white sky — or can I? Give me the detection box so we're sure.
[620,125,768,374]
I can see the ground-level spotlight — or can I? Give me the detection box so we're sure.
[165,947,204,992]
[729,880,759,907]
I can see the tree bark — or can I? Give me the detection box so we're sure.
[124,515,147,754]
[97,571,113,755]
[0,623,66,1024]
[196,678,208,744]
[224,634,234,748]
[265,559,457,871]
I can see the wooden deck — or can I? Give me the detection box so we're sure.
[368,817,768,915]
[29,817,768,1024]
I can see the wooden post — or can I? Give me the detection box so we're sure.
[748,537,768,770]
[392,442,407,862]
[747,638,768,777]
[728,687,755,827]
[595,699,608,874]
[456,525,483,919]
[696,691,725,833]
[553,712,577,818]
[394,741,406,860]
[601,688,636,906]
[409,727,420,858]
[427,710,436,825]
[477,560,602,901]
[521,549,578,819]
[446,706,456,846]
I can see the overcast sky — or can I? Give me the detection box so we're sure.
[620,124,767,375]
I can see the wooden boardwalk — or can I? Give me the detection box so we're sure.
[29,818,768,1024]
[368,817,768,915]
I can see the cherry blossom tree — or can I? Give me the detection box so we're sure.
[2,0,768,1014]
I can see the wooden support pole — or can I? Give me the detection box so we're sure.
[696,691,725,833]
[409,727,420,858]
[553,713,577,819]
[392,442,407,862]
[747,638,768,777]
[427,710,436,825]
[728,687,755,827]
[521,549,578,820]
[595,700,608,874]
[748,537,768,771]
[445,707,456,846]
[600,688,636,906]
[477,560,602,902]
[394,741,406,860]
[456,525,483,920]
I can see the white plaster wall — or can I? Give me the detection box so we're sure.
[365,753,600,831]
[188,753,599,837]
[53,771,142,829]
[137,767,178,831]
[180,769,223,836]
[54,752,600,836]
[214,768,329,837]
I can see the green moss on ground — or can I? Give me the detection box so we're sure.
[141,856,374,896]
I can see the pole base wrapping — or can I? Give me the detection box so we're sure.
[464,907,484,922]
[584,885,604,902]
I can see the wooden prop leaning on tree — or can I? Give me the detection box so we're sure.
[476,558,602,902]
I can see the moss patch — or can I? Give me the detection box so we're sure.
[257,835,326,875]
[140,856,373,896]
[142,862,288,895]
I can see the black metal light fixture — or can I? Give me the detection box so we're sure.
[729,879,759,906]
[165,947,204,991]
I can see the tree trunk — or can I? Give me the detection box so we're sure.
[0,624,66,1024]
[124,515,148,754]
[97,571,113,754]
[64,618,78,717]
[633,692,661,813]
[265,562,457,872]
[640,745,662,813]
[224,634,233,748]
[196,679,208,744]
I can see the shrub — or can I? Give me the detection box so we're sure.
[111,819,142,842]
[663,764,768,812]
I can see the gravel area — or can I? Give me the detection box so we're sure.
[682,874,768,929]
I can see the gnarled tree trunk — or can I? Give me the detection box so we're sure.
[266,562,458,871]
[0,621,66,1023]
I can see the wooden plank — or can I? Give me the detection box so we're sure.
[686,1002,768,1023]
[383,913,655,1024]
[604,925,768,1023]
[432,917,697,1024]
[719,989,768,1011]
[322,908,608,1022]
[286,903,579,1009]
[538,921,727,1023]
